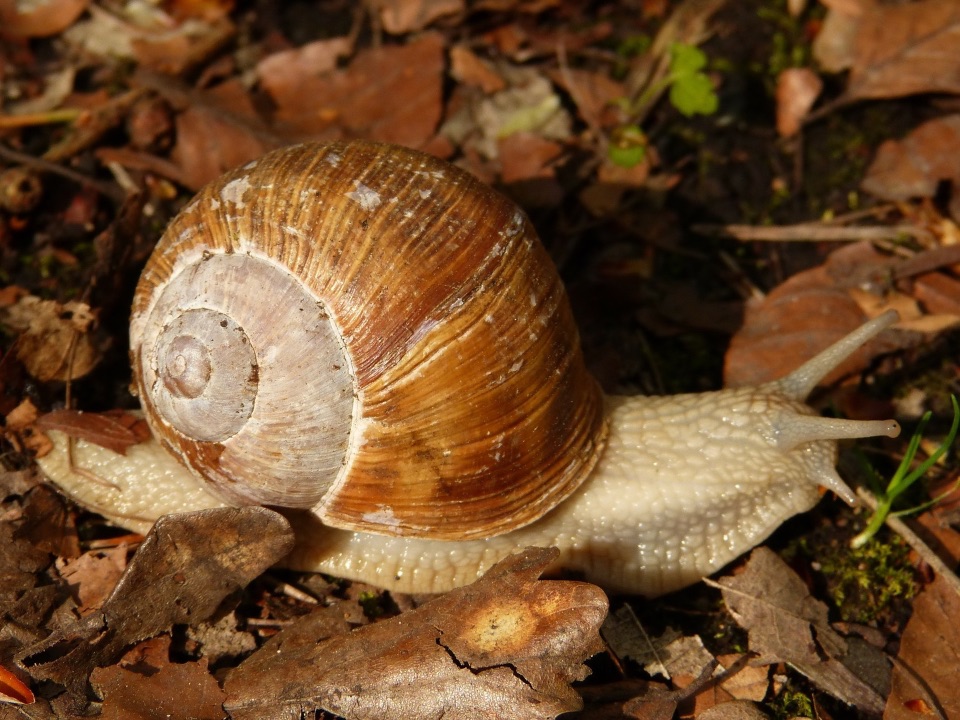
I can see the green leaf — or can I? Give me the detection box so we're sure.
[607,125,647,168]
[669,73,718,117]
[669,43,707,75]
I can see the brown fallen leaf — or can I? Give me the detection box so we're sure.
[377,0,464,34]
[13,483,80,560]
[839,0,960,100]
[17,507,293,710]
[723,241,932,387]
[716,547,889,715]
[224,547,608,720]
[0,295,101,382]
[91,636,225,720]
[169,79,279,190]
[262,32,444,147]
[775,67,822,138]
[36,409,152,456]
[861,115,960,214]
[885,574,960,720]
[57,544,129,616]
[450,44,507,93]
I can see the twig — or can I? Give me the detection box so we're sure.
[0,144,126,202]
[693,222,930,243]
[856,486,960,598]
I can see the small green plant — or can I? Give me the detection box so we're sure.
[607,124,648,168]
[666,43,719,118]
[852,395,960,549]
[607,42,718,168]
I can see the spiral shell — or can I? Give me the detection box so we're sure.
[131,141,606,540]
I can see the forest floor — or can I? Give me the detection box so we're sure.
[1,1,960,718]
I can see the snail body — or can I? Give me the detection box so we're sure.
[38,141,900,596]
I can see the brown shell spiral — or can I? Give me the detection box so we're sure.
[131,141,607,541]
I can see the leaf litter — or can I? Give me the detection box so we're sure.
[1,0,960,718]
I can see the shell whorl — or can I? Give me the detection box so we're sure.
[131,141,607,540]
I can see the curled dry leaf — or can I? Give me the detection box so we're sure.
[716,548,889,715]
[0,296,101,382]
[378,0,464,34]
[36,409,152,456]
[840,0,960,100]
[17,507,293,708]
[885,575,960,719]
[224,547,608,720]
[775,67,822,138]
[861,115,960,208]
[91,636,225,720]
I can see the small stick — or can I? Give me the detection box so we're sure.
[693,223,929,243]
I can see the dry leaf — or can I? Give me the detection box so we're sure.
[549,67,626,129]
[224,547,608,720]
[696,701,770,720]
[811,1,862,72]
[450,44,506,93]
[91,636,225,720]
[0,0,90,37]
[378,0,464,34]
[57,544,129,615]
[18,507,294,708]
[717,548,889,715]
[885,574,960,719]
[170,80,279,190]
[36,409,152,456]
[0,296,101,382]
[862,115,960,205]
[262,32,444,147]
[845,0,960,100]
[775,67,822,138]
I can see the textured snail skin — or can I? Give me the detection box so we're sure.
[36,142,901,596]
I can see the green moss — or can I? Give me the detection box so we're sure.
[768,688,814,719]
[815,535,917,623]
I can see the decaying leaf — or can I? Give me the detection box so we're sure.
[0,296,101,382]
[885,574,960,720]
[36,409,152,456]
[377,0,464,34]
[224,547,608,720]
[775,67,822,138]
[841,0,960,100]
[716,548,889,715]
[861,115,960,210]
[261,32,444,147]
[723,241,935,387]
[17,507,293,707]
[56,543,129,615]
[91,636,225,720]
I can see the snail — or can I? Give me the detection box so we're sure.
[37,141,901,597]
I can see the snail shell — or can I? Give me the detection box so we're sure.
[132,141,607,541]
